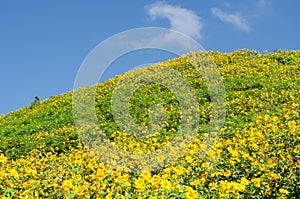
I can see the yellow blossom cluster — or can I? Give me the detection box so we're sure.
[0,49,299,198]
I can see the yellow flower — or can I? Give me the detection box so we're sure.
[9,169,19,178]
[134,178,146,190]
[0,170,5,179]
[74,186,83,195]
[140,171,151,182]
[240,177,249,186]
[0,154,7,164]
[186,155,193,163]
[220,180,231,191]
[223,170,231,177]
[186,186,199,199]
[211,171,221,177]
[106,191,113,199]
[95,168,106,180]
[227,147,239,157]
[161,179,172,190]
[251,178,262,188]
[272,116,279,122]
[174,165,187,175]
[232,182,246,192]
[296,160,300,168]
[209,182,218,190]
[190,179,201,186]
[202,162,209,168]
[229,159,236,166]
[279,188,289,194]
[25,168,37,177]
[62,179,73,189]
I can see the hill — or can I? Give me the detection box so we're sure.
[0,49,299,198]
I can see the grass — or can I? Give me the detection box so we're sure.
[0,49,299,198]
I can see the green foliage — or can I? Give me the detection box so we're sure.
[0,49,299,198]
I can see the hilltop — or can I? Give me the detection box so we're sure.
[0,49,299,198]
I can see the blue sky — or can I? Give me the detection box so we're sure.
[0,0,299,115]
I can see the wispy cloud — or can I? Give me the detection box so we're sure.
[224,1,233,9]
[211,7,251,32]
[146,1,203,39]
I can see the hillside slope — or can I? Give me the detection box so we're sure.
[0,49,299,198]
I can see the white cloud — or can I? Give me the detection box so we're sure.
[211,7,251,32]
[131,30,201,53]
[146,2,203,39]
[224,1,233,9]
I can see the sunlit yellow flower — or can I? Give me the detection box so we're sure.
[240,177,249,186]
[209,182,218,190]
[0,170,5,179]
[62,179,73,189]
[140,171,151,182]
[106,191,113,199]
[134,178,146,190]
[229,159,236,166]
[186,155,193,163]
[161,179,172,190]
[190,179,201,186]
[279,188,289,194]
[220,180,231,191]
[202,162,209,168]
[232,182,246,192]
[0,154,7,164]
[251,178,262,188]
[74,186,83,195]
[223,170,231,177]
[272,116,279,122]
[185,186,199,199]
[9,169,19,178]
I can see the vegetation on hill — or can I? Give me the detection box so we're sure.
[0,49,299,198]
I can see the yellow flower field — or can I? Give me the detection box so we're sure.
[0,49,299,198]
